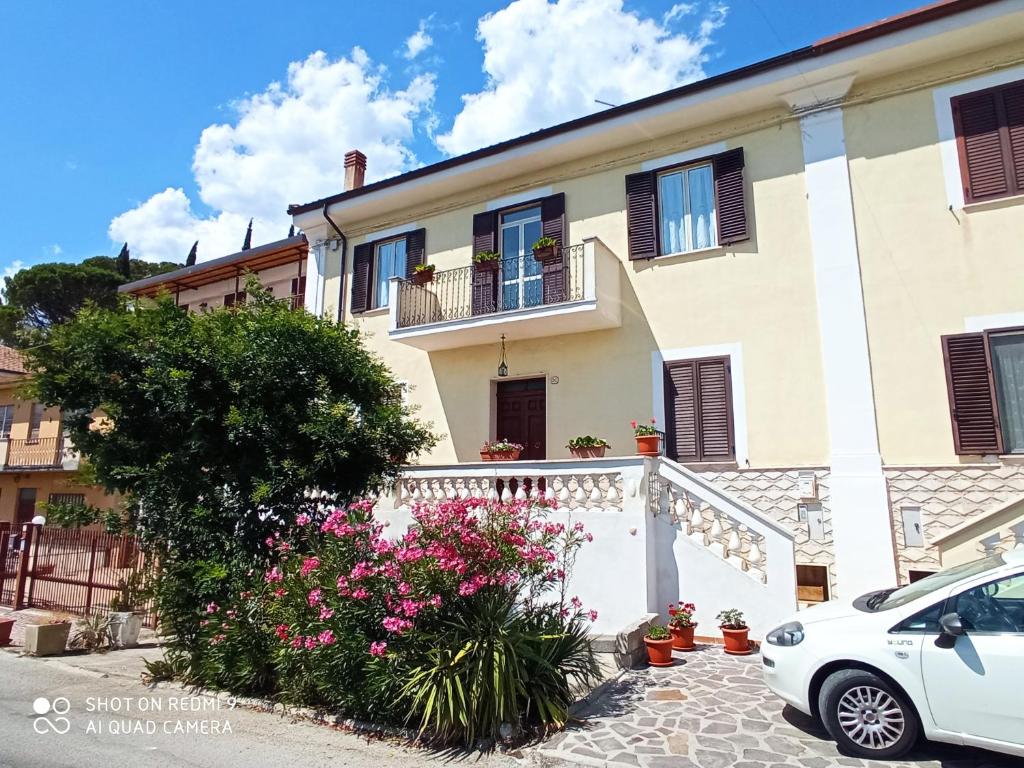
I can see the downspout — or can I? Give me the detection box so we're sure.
[323,202,347,323]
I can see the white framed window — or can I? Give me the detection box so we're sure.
[657,163,716,255]
[499,205,543,311]
[0,405,12,439]
[373,238,406,309]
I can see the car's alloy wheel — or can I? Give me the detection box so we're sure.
[818,669,920,760]
[836,685,905,749]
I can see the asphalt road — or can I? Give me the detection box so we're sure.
[0,652,519,768]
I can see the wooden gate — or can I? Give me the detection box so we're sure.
[0,523,154,626]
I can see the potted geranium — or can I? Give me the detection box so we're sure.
[473,250,501,272]
[412,263,436,286]
[566,435,609,459]
[668,601,698,650]
[480,439,523,461]
[633,418,660,456]
[717,608,751,655]
[23,618,72,656]
[643,623,674,667]
[531,235,560,263]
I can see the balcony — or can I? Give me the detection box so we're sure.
[0,437,80,471]
[387,237,621,351]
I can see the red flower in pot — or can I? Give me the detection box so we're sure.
[668,601,698,651]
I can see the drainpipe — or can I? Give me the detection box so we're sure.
[322,202,347,322]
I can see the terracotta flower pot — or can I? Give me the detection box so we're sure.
[635,435,660,456]
[532,245,559,263]
[480,450,493,461]
[644,636,675,667]
[489,449,521,461]
[669,624,696,651]
[474,259,500,273]
[721,626,751,655]
[0,617,14,646]
[569,445,607,459]
[413,270,434,286]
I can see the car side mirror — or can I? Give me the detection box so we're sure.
[939,612,965,637]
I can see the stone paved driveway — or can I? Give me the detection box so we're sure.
[535,647,1017,768]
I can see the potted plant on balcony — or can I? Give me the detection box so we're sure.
[473,250,501,272]
[716,608,751,655]
[412,263,436,286]
[480,439,523,461]
[643,623,674,667]
[632,418,661,456]
[668,601,698,651]
[567,435,610,459]
[531,235,560,263]
[23,618,72,656]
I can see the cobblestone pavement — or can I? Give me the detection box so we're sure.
[535,646,1017,768]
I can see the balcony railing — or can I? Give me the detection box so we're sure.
[2,437,70,469]
[395,244,585,329]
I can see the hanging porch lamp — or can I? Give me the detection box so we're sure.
[497,334,509,377]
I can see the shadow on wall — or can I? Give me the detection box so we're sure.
[425,257,659,462]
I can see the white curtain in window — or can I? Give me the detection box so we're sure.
[992,334,1024,453]
[658,173,685,255]
[375,239,406,307]
[688,165,715,250]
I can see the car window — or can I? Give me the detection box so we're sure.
[892,601,945,633]
[952,573,1024,634]
[871,555,1005,611]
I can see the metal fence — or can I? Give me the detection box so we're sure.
[396,244,585,329]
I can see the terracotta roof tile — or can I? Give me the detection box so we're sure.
[0,345,27,374]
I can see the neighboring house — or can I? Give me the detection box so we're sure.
[118,235,315,314]
[0,346,115,528]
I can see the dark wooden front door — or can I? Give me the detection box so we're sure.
[16,488,37,526]
[496,378,546,460]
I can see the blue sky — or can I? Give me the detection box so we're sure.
[0,0,925,276]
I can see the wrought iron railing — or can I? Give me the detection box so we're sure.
[395,244,585,329]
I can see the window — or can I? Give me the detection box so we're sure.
[657,164,716,255]
[499,206,543,311]
[952,573,1024,633]
[28,403,46,441]
[942,328,1024,454]
[951,80,1024,204]
[374,238,406,309]
[0,405,13,439]
[663,356,734,463]
[624,147,748,260]
[892,601,945,634]
[796,564,830,603]
[48,492,86,506]
[223,291,246,307]
[290,276,306,310]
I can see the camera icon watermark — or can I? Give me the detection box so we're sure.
[32,696,71,735]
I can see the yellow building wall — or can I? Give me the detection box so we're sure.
[844,51,1024,466]
[324,117,830,468]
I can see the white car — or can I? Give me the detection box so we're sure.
[762,549,1024,760]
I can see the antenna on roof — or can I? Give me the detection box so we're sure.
[594,98,617,108]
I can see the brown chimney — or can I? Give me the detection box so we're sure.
[344,150,367,191]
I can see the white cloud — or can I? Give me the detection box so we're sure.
[436,0,727,156]
[110,49,436,263]
[404,18,434,60]
[47,244,63,257]
[3,261,25,280]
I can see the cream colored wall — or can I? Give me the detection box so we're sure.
[844,48,1024,466]
[0,380,61,441]
[324,116,830,468]
[0,474,116,525]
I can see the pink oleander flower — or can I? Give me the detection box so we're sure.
[211,633,226,645]
[265,567,283,583]
[291,636,303,649]
[369,641,388,657]
[317,629,336,646]
[274,588,287,598]
[304,636,317,650]
[397,581,412,595]
[226,610,237,618]
[570,596,583,609]
[382,616,413,634]
[319,605,335,620]
[351,587,370,600]
[296,513,311,526]
[300,557,320,577]
[205,602,219,614]
[275,624,290,641]
[587,609,599,622]
[307,588,323,606]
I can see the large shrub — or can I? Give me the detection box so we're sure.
[194,498,599,744]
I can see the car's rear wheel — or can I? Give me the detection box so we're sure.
[818,669,919,759]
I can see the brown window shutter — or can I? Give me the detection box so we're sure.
[625,171,657,260]
[223,293,235,307]
[1005,83,1024,192]
[696,357,734,460]
[540,193,566,303]
[405,228,426,278]
[713,148,748,245]
[664,361,698,462]
[953,90,1011,203]
[472,210,497,255]
[350,243,374,314]
[942,332,1004,455]
[540,193,566,247]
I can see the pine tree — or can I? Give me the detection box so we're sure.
[242,219,253,251]
[116,243,131,279]
[186,241,198,267]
